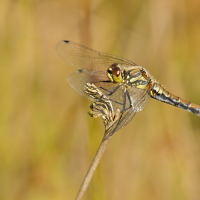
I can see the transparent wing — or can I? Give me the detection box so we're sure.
[56,40,137,76]
[68,67,150,135]
[119,89,149,127]
[68,69,125,105]
[67,69,108,100]
[106,88,150,135]
[57,40,148,134]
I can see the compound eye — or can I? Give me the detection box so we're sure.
[107,63,123,83]
[112,66,121,77]
[110,63,121,77]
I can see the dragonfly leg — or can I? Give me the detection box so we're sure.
[120,91,133,113]
[115,89,131,124]
[122,90,126,111]
[99,85,120,95]
[92,80,120,95]
[98,85,123,105]
[114,90,126,124]
[127,91,133,107]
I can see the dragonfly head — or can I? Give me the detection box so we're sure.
[107,63,123,83]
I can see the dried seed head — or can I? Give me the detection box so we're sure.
[84,83,120,135]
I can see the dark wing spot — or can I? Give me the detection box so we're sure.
[63,40,70,43]
[77,69,83,73]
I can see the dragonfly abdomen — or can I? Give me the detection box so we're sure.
[150,83,200,116]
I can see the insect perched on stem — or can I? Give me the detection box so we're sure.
[56,40,200,135]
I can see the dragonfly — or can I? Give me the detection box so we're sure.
[56,40,200,135]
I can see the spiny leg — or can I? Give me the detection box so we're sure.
[95,82,123,105]
[122,89,127,112]
[109,90,148,136]
[99,85,121,96]
[127,91,133,107]
[120,90,133,113]
[115,89,127,124]
[115,90,134,128]
[92,80,120,96]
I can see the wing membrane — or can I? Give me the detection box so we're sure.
[106,87,149,135]
[68,69,125,107]
[56,40,137,76]
[56,40,149,135]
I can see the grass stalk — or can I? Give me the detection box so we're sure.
[75,134,112,200]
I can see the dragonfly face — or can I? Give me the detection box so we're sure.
[56,40,200,135]
[106,63,123,83]
[107,63,150,90]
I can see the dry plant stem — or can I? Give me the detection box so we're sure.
[75,134,112,200]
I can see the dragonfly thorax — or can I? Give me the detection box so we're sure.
[107,63,124,83]
[122,67,151,90]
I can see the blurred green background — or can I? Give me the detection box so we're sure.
[1,0,200,199]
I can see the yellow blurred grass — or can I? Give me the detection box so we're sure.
[0,0,200,199]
